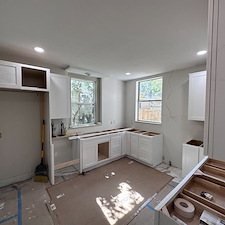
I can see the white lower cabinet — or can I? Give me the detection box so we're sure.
[128,132,163,167]
[81,138,97,169]
[139,135,152,164]
[139,134,163,167]
[182,143,204,177]
[125,132,131,156]
[79,129,163,171]
[130,133,139,158]
[121,132,127,156]
[154,157,225,225]
[110,133,122,159]
[80,134,110,170]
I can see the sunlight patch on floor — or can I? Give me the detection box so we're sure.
[96,182,144,225]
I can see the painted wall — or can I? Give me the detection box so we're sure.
[0,91,41,187]
[125,65,206,168]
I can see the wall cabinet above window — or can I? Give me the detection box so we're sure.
[188,71,206,121]
[0,60,50,92]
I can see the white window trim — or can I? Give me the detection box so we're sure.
[135,76,163,124]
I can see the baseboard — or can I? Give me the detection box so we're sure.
[0,171,34,188]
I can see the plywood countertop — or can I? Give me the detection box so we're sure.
[52,132,83,140]
[52,127,160,140]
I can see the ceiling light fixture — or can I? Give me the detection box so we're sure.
[34,47,45,53]
[126,72,131,75]
[197,50,207,56]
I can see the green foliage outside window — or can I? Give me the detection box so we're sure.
[139,78,162,101]
[71,78,95,126]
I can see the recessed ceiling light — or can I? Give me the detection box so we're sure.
[34,47,45,53]
[197,50,207,56]
[126,72,131,75]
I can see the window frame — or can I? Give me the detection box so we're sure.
[135,76,163,124]
[70,76,98,128]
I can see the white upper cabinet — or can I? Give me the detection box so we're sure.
[188,71,206,121]
[0,60,21,89]
[0,60,50,92]
[50,73,70,119]
[20,64,50,92]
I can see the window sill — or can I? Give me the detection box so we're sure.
[69,122,102,129]
[135,120,162,125]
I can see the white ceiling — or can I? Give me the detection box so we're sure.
[0,0,208,80]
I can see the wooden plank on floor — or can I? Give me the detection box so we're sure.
[54,159,79,170]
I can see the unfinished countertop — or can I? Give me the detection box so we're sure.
[68,127,133,140]
[66,128,161,140]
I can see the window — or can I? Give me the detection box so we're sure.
[136,77,163,123]
[71,78,96,127]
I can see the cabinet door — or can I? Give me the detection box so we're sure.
[0,60,21,89]
[81,139,97,169]
[110,133,122,159]
[182,144,199,177]
[126,132,131,156]
[198,147,204,162]
[121,132,127,155]
[188,71,206,121]
[130,133,139,158]
[50,73,70,119]
[139,135,152,164]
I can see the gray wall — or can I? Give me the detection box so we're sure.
[0,91,41,187]
[125,65,206,168]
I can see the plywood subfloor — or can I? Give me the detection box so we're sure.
[0,160,180,225]
[47,158,173,225]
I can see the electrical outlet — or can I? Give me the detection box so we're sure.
[162,155,165,160]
